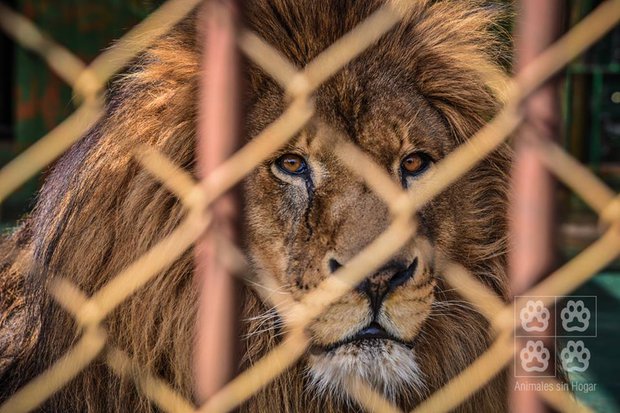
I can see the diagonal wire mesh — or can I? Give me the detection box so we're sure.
[0,0,619,412]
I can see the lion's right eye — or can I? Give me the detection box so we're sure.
[401,152,432,176]
[275,154,308,175]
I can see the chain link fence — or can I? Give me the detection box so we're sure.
[0,0,619,412]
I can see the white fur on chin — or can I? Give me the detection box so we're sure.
[307,340,427,405]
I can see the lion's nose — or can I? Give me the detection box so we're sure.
[327,257,418,311]
[354,258,418,313]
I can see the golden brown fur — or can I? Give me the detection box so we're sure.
[1,0,512,411]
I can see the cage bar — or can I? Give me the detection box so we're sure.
[510,0,564,412]
[194,0,243,403]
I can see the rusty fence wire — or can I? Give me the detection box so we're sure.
[1,0,620,412]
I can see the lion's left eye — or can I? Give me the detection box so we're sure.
[401,152,432,177]
[276,153,308,175]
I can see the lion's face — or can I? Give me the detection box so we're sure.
[244,81,462,400]
[234,1,511,409]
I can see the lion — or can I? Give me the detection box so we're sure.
[0,0,513,411]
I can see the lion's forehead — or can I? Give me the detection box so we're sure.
[254,76,453,168]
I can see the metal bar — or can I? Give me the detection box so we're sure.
[510,1,563,412]
[194,0,242,403]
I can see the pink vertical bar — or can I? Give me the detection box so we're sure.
[510,1,563,412]
[194,0,241,403]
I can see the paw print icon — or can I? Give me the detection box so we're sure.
[560,300,591,333]
[560,340,591,372]
[519,300,550,332]
[520,340,550,373]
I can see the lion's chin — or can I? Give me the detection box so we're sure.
[306,339,427,404]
